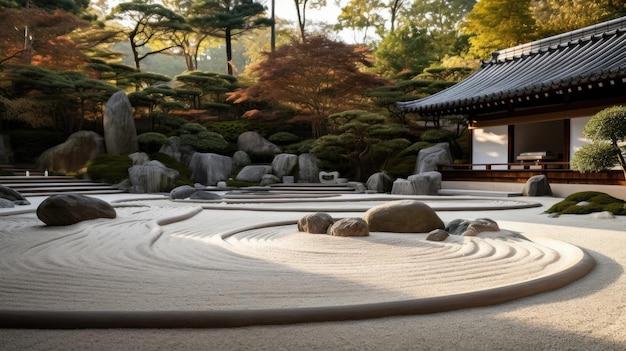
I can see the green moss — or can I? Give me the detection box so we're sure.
[86,154,132,184]
[546,191,625,215]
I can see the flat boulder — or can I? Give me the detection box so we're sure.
[170,185,198,200]
[298,212,335,234]
[189,191,222,200]
[327,218,369,237]
[0,184,30,205]
[36,194,116,226]
[363,200,444,233]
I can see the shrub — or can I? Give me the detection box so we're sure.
[420,129,454,143]
[400,141,433,156]
[180,131,229,154]
[9,129,62,164]
[137,132,169,154]
[283,139,315,154]
[86,154,132,184]
[268,131,300,145]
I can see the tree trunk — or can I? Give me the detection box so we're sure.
[225,27,233,75]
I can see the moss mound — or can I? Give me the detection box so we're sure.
[546,191,626,215]
[86,154,132,184]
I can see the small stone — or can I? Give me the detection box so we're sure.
[170,185,198,200]
[446,218,499,236]
[189,191,222,200]
[327,218,369,237]
[0,198,15,208]
[426,229,449,241]
[547,212,560,218]
[590,211,615,219]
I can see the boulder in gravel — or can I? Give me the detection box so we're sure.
[522,175,552,196]
[426,229,449,242]
[170,185,198,200]
[233,150,252,169]
[36,194,116,226]
[103,90,138,155]
[298,212,335,234]
[0,184,30,205]
[363,200,445,233]
[0,198,15,208]
[189,191,222,200]
[445,218,499,236]
[327,217,369,237]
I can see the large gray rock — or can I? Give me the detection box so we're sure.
[363,200,445,233]
[391,171,442,195]
[260,174,280,186]
[298,153,320,183]
[522,175,552,196]
[298,212,335,234]
[36,194,116,226]
[366,171,392,193]
[189,152,233,186]
[237,131,281,156]
[233,151,251,169]
[129,160,179,193]
[159,136,196,167]
[272,153,299,179]
[415,142,453,174]
[129,152,150,165]
[0,184,30,205]
[236,165,272,182]
[37,131,105,173]
[103,91,138,155]
[327,218,369,237]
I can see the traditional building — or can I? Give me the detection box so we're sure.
[398,16,626,190]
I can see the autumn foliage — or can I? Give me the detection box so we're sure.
[0,7,89,70]
[228,36,389,137]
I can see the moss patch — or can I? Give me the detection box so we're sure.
[545,191,626,215]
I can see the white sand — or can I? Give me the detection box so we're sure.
[1,194,625,350]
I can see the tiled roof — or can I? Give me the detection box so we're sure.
[397,16,626,116]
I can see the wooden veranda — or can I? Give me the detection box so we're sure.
[437,162,626,186]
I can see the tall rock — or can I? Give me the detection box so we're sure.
[37,131,105,173]
[103,91,138,155]
[271,153,299,179]
[298,153,320,183]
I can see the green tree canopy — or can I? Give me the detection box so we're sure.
[461,0,538,59]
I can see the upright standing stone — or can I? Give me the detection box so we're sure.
[104,91,138,155]
[298,153,320,183]
[188,152,233,186]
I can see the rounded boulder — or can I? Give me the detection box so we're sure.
[363,200,444,233]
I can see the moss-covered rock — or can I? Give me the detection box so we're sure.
[546,191,625,215]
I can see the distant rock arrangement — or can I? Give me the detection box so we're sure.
[37,131,105,173]
[36,194,116,226]
[103,91,138,155]
[189,153,233,186]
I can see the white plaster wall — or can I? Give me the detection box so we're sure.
[472,126,508,170]
[570,116,592,160]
